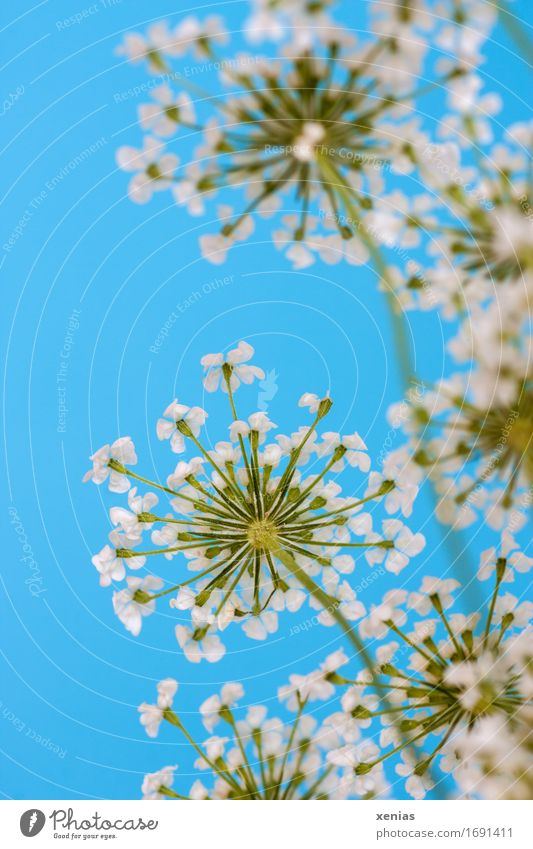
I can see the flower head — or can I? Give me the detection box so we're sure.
[86,342,423,660]
[113,10,480,267]
[138,666,388,799]
[343,543,533,798]
[392,359,533,530]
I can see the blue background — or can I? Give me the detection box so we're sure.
[1,0,532,800]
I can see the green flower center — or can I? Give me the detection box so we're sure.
[472,388,533,484]
[247,518,278,551]
[146,162,162,180]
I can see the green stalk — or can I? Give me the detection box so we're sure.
[164,710,243,795]
[319,160,483,612]
[496,1,533,67]
[318,158,414,383]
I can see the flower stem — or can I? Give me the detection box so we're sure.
[272,544,443,795]
[496,0,533,67]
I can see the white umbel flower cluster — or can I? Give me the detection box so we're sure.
[451,706,533,800]
[325,539,533,798]
[85,342,424,662]
[139,663,389,800]
[113,2,492,269]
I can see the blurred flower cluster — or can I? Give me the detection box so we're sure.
[114,0,496,268]
[386,119,533,532]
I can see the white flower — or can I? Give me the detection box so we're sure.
[279,649,349,709]
[175,624,226,663]
[285,240,317,269]
[367,450,421,519]
[407,576,459,615]
[139,679,178,738]
[381,519,426,574]
[112,575,162,636]
[306,229,370,267]
[156,400,207,453]
[317,431,370,472]
[139,702,163,737]
[315,573,365,625]
[157,678,178,709]
[116,22,181,71]
[271,587,306,612]
[139,707,164,739]
[189,779,209,799]
[229,412,277,444]
[360,590,407,639]
[199,206,254,264]
[200,683,244,731]
[91,528,146,586]
[139,86,195,137]
[109,487,158,537]
[495,595,533,628]
[83,437,137,492]
[201,735,229,763]
[175,15,228,58]
[167,457,204,490]
[298,393,325,413]
[201,341,264,393]
[332,554,355,575]
[242,610,278,640]
[396,750,434,799]
[142,765,178,799]
[116,137,178,203]
[91,543,126,587]
[327,740,380,771]
[172,162,212,216]
[478,531,533,582]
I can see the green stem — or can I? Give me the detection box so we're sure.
[222,368,259,513]
[224,712,260,797]
[483,558,506,648]
[164,710,243,794]
[272,545,377,672]
[158,785,189,800]
[274,447,346,522]
[275,697,306,797]
[185,430,254,516]
[271,544,446,795]
[318,159,414,385]
[268,407,327,513]
[496,0,533,67]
